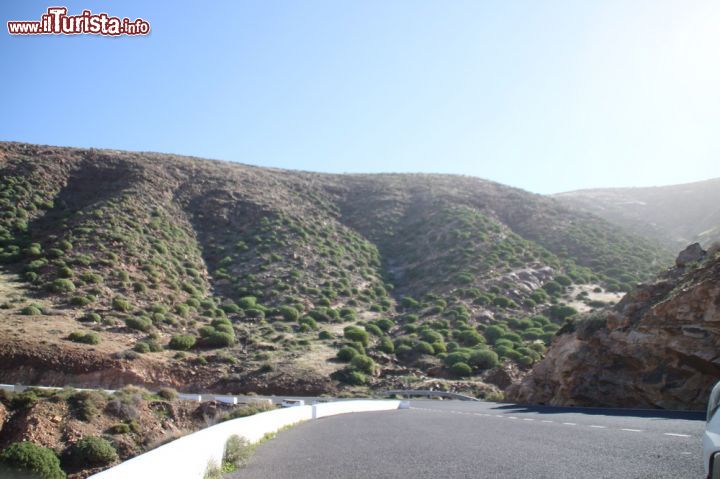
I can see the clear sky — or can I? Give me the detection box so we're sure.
[1,1,718,194]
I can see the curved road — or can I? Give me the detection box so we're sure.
[232,400,705,479]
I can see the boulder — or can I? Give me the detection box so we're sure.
[676,243,706,267]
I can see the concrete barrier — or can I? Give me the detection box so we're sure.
[383,389,478,401]
[178,393,203,402]
[312,399,404,419]
[90,400,402,479]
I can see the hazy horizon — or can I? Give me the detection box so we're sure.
[2,1,719,194]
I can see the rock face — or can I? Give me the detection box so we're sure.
[676,242,707,267]
[0,402,6,434]
[508,246,720,410]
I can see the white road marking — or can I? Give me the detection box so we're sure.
[412,408,695,441]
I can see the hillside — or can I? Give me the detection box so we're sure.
[508,243,720,410]
[555,178,720,250]
[0,142,672,397]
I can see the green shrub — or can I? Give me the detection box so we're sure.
[298,316,318,330]
[238,296,257,309]
[468,349,499,369]
[549,304,579,321]
[350,355,375,374]
[443,351,471,367]
[492,296,516,309]
[66,436,118,467]
[501,332,522,343]
[81,312,102,323]
[223,435,253,470]
[400,296,420,309]
[346,370,367,385]
[112,297,132,312]
[133,342,150,353]
[343,326,369,346]
[484,325,505,344]
[279,306,299,321]
[375,318,395,332]
[420,329,443,343]
[20,304,43,316]
[125,316,152,332]
[318,330,332,340]
[68,331,101,345]
[431,341,447,354]
[450,362,472,377]
[157,387,178,401]
[80,273,103,284]
[50,278,75,293]
[108,423,131,434]
[205,331,235,348]
[0,442,65,479]
[58,266,73,278]
[336,347,358,362]
[457,329,485,347]
[379,336,394,354]
[169,335,196,351]
[69,390,106,421]
[543,281,563,295]
[517,355,534,367]
[365,324,383,337]
[413,341,435,355]
[69,295,92,306]
[175,304,190,317]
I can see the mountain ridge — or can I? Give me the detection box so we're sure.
[555,177,720,250]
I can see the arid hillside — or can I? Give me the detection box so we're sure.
[0,142,672,397]
[555,177,720,250]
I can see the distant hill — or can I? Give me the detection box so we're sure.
[0,142,672,397]
[555,178,720,251]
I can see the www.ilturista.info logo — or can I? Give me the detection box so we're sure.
[7,7,150,36]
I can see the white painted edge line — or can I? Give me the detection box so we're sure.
[621,428,643,432]
[590,425,607,429]
[562,422,577,426]
[664,433,691,437]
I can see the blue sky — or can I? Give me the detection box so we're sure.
[1,1,718,194]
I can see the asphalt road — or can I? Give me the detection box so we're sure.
[230,400,706,479]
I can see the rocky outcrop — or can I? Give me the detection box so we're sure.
[508,246,720,410]
[676,243,707,267]
[0,402,6,434]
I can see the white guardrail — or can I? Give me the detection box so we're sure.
[89,399,407,479]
